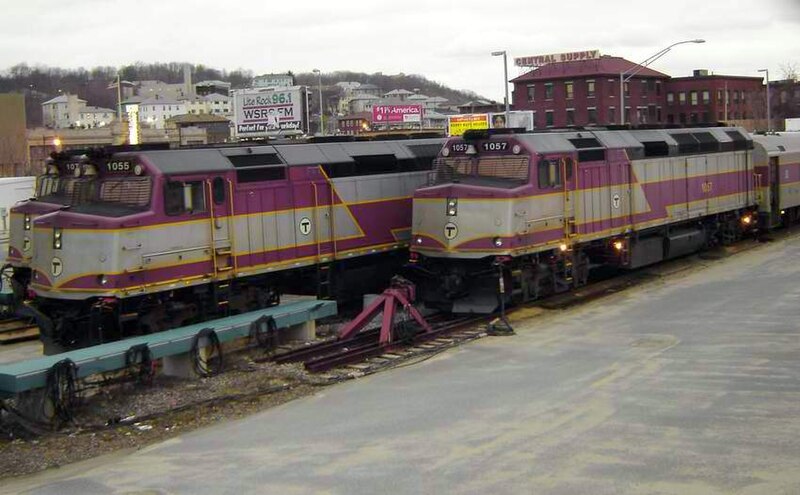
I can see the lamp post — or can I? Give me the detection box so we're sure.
[620,39,705,125]
[115,72,122,120]
[491,50,510,125]
[313,69,324,135]
[758,68,770,133]
[304,86,311,135]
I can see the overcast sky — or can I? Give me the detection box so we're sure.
[2,0,798,100]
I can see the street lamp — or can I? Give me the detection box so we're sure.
[620,39,705,125]
[491,50,510,125]
[758,68,770,133]
[313,69,324,135]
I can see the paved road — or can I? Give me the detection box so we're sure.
[7,236,800,494]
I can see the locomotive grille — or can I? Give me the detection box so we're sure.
[433,156,529,186]
[98,177,152,207]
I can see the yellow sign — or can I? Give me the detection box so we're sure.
[447,114,489,136]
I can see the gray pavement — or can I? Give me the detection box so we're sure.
[6,236,800,494]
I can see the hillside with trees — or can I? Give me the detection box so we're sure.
[0,62,483,127]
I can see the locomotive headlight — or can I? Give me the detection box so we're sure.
[24,214,31,231]
[53,228,63,250]
[441,147,450,157]
[493,237,503,247]
[559,243,569,252]
[613,240,624,251]
[512,144,522,155]
[781,210,786,215]
[741,214,752,225]
[446,198,458,216]
[97,275,108,286]
[416,237,423,244]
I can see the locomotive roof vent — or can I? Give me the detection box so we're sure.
[463,127,527,141]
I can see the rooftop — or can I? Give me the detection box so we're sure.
[42,94,85,105]
[511,55,670,83]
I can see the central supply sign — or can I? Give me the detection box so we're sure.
[372,104,423,123]
[447,114,489,136]
[234,87,304,137]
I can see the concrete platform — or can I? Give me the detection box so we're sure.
[0,299,336,397]
[6,233,800,494]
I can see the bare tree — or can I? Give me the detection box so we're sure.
[780,62,798,82]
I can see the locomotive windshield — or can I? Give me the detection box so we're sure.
[36,173,152,216]
[433,156,529,188]
[36,175,94,205]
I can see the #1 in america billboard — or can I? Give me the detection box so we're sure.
[234,87,304,137]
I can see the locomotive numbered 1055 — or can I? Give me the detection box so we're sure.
[14,138,443,353]
[409,126,799,313]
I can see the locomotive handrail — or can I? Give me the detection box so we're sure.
[206,179,219,279]
[311,181,322,263]
[226,178,238,274]
[526,215,565,224]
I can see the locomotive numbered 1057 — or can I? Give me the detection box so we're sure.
[14,137,443,353]
[409,126,799,313]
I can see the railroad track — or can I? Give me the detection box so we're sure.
[0,317,39,344]
[274,314,487,373]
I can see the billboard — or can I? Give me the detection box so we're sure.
[447,114,489,136]
[372,105,423,124]
[233,87,304,137]
[489,111,535,130]
[514,49,600,67]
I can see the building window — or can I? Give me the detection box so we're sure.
[587,80,595,97]
[624,82,630,97]
[702,112,709,122]
[667,92,674,105]
[679,113,687,124]
[566,108,575,126]
[565,81,574,99]
[641,80,648,96]
[690,91,698,105]
[717,89,723,102]
[679,92,686,104]
[667,114,674,124]
[733,90,740,103]
[608,79,616,96]
[655,81,662,96]
[718,111,723,120]
[545,110,554,127]
[607,107,615,123]
[588,107,598,125]
[702,90,710,104]
[690,112,698,124]
[544,83,554,100]
[657,107,662,122]
[526,84,535,102]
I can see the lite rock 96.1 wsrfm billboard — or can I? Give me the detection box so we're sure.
[233,87,304,137]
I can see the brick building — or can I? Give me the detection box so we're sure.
[511,56,669,128]
[510,55,767,129]
[665,70,763,126]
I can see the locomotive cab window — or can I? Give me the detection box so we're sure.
[165,180,206,215]
[538,158,563,189]
[212,177,226,204]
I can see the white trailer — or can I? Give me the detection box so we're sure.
[0,177,36,264]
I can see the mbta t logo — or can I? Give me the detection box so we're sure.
[444,222,458,240]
